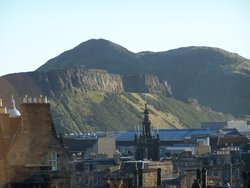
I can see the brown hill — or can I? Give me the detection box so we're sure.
[37,39,250,117]
[0,67,231,133]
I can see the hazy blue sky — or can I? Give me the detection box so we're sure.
[0,0,249,76]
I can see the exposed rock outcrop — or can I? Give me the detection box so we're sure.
[43,67,124,95]
[36,39,250,116]
[123,74,172,97]
[39,67,172,96]
[0,67,171,107]
[0,67,232,133]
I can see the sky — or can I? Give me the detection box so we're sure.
[0,0,249,76]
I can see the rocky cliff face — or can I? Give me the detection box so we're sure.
[41,67,124,96]
[123,74,172,97]
[40,67,172,97]
[36,39,250,117]
[0,67,231,133]
[0,67,172,107]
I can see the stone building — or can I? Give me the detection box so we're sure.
[134,103,160,161]
[63,135,116,160]
[0,96,72,187]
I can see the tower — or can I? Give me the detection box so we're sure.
[135,102,160,161]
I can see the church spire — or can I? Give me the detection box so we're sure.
[135,100,160,161]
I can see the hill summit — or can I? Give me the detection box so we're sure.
[1,39,249,133]
[37,39,137,73]
[37,39,250,117]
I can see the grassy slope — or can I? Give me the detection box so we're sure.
[49,91,232,134]
[37,41,250,117]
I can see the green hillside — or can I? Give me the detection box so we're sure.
[0,69,233,134]
[37,39,250,117]
[1,39,247,134]
[49,90,232,134]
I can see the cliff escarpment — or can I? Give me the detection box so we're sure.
[0,67,232,133]
[3,38,247,132]
[37,39,250,116]
[41,67,172,97]
[41,67,124,96]
[123,74,172,97]
[0,67,172,106]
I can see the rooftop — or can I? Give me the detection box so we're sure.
[116,128,241,141]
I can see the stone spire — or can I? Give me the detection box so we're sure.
[135,99,160,161]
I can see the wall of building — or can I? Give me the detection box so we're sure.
[141,169,158,187]
[0,97,72,187]
[148,160,173,179]
[93,137,116,158]
[0,104,21,184]
[196,145,211,155]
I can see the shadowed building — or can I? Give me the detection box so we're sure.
[63,135,116,160]
[0,96,72,187]
[134,103,160,161]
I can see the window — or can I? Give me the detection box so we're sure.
[48,151,58,171]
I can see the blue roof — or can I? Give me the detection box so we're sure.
[116,128,239,141]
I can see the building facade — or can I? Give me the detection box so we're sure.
[0,96,72,187]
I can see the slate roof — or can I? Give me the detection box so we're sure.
[115,128,242,141]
